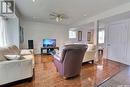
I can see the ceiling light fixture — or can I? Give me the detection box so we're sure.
[49,12,68,22]
[32,0,36,2]
[56,15,63,22]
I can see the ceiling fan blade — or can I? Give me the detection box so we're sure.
[49,14,57,17]
[52,12,58,15]
[49,12,68,21]
[49,17,56,19]
[60,14,69,19]
[62,16,69,19]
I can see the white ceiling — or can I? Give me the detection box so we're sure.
[15,0,130,25]
[99,11,130,24]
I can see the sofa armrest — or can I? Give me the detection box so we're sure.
[53,54,62,62]
[22,55,35,68]
[0,59,33,71]
[0,59,33,85]
[84,51,96,59]
[50,50,62,62]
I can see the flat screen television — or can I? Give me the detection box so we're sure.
[43,39,56,47]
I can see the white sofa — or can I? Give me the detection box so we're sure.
[0,45,34,85]
[83,44,96,63]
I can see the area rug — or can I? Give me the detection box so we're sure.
[98,67,130,87]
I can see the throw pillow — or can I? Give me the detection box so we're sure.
[4,55,21,60]
[0,48,7,61]
[0,54,7,61]
[20,50,32,55]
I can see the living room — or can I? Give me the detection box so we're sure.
[0,0,130,87]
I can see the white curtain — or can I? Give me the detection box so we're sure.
[0,17,8,47]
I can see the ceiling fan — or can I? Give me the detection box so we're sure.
[49,12,68,22]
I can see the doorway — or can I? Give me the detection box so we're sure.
[107,22,128,63]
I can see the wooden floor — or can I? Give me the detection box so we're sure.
[12,54,127,87]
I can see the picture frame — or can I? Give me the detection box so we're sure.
[87,31,94,44]
[87,32,91,42]
[19,26,24,43]
[78,31,82,41]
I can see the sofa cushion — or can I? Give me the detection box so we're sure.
[20,49,32,55]
[87,44,96,51]
[4,55,21,60]
[0,54,6,61]
[0,45,20,61]
[8,45,20,55]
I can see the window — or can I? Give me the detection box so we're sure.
[0,17,7,47]
[69,30,76,38]
[98,30,105,44]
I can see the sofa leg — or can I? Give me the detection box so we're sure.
[63,76,68,80]
[27,77,33,82]
[56,68,58,72]
[63,74,80,80]
[0,77,33,87]
[92,60,94,64]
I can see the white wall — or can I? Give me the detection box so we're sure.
[69,23,94,44]
[69,29,94,44]
[21,21,68,54]
[6,18,20,48]
[126,20,130,65]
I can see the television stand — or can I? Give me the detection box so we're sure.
[41,47,59,55]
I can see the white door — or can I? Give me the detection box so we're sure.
[107,22,128,63]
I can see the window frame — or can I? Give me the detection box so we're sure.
[98,29,105,44]
[69,30,77,39]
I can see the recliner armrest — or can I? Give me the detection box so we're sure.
[53,54,62,62]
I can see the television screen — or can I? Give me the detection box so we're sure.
[43,39,56,47]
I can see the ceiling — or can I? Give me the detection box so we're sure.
[15,0,130,25]
[100,11,130,23]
